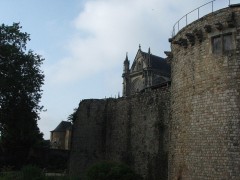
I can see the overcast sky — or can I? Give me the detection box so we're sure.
[0,0,232,139]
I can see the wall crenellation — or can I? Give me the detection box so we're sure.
[69,88,170,180]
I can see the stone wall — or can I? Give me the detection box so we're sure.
[50,131,66,149]
[169,6,240,180]
[69,88,170,179]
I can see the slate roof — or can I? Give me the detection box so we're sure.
[144,52,170,75]
[51,121,72,132]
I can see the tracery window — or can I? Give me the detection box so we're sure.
[137,62,142,71]
[131,78,144,94]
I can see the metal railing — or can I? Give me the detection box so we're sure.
[172,0,237,37]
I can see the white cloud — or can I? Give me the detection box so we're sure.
[48,0,213,84]
[40,0,230,139]
[44,0,178,83]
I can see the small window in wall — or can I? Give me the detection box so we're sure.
[212,33,234,54]
[212,36,221,54]
[223,34,233,51]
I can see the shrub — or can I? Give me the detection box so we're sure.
[1,165,14,172]
[85,161,142,180]
[21,165,45,180]
[0,171,21,180]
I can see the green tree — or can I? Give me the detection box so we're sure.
[0,23,44,162]
[67,108,78,123]
[86,161,143,180]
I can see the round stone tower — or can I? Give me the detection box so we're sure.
[169,5,240,180]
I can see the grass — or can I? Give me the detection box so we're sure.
[0,172,81,180]
[0,162,142,180]
[0,165,81,180]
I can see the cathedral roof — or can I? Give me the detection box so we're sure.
[131,48,171,77]
[150,54,170,76]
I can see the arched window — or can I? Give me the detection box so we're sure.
[131,78,144,94]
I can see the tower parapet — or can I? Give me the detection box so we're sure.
[169,4,240,180]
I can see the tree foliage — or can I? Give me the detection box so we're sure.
[85,161,143,180]
[0,23,44,157]
[67,108,78,123]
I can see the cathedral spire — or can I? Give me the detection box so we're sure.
[139,44,141,51]
[124,52,129,64]
[125,52,128,61]
[122,52,130,97]
[148,47,151,67]
[123,52,130,73]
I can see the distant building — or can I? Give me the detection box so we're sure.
[122,45,171,97]
[50,121,72,150]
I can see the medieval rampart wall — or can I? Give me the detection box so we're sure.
[69,88,170,180]
[170,6,240,180]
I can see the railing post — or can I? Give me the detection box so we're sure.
[198,8,199,19]
[212,1,214,12]
[172,0,225,37]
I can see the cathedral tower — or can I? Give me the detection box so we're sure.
[122,53,130,97]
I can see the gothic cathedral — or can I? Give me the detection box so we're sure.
[122,45,171,96]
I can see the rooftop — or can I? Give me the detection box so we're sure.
[51,121,72,132]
